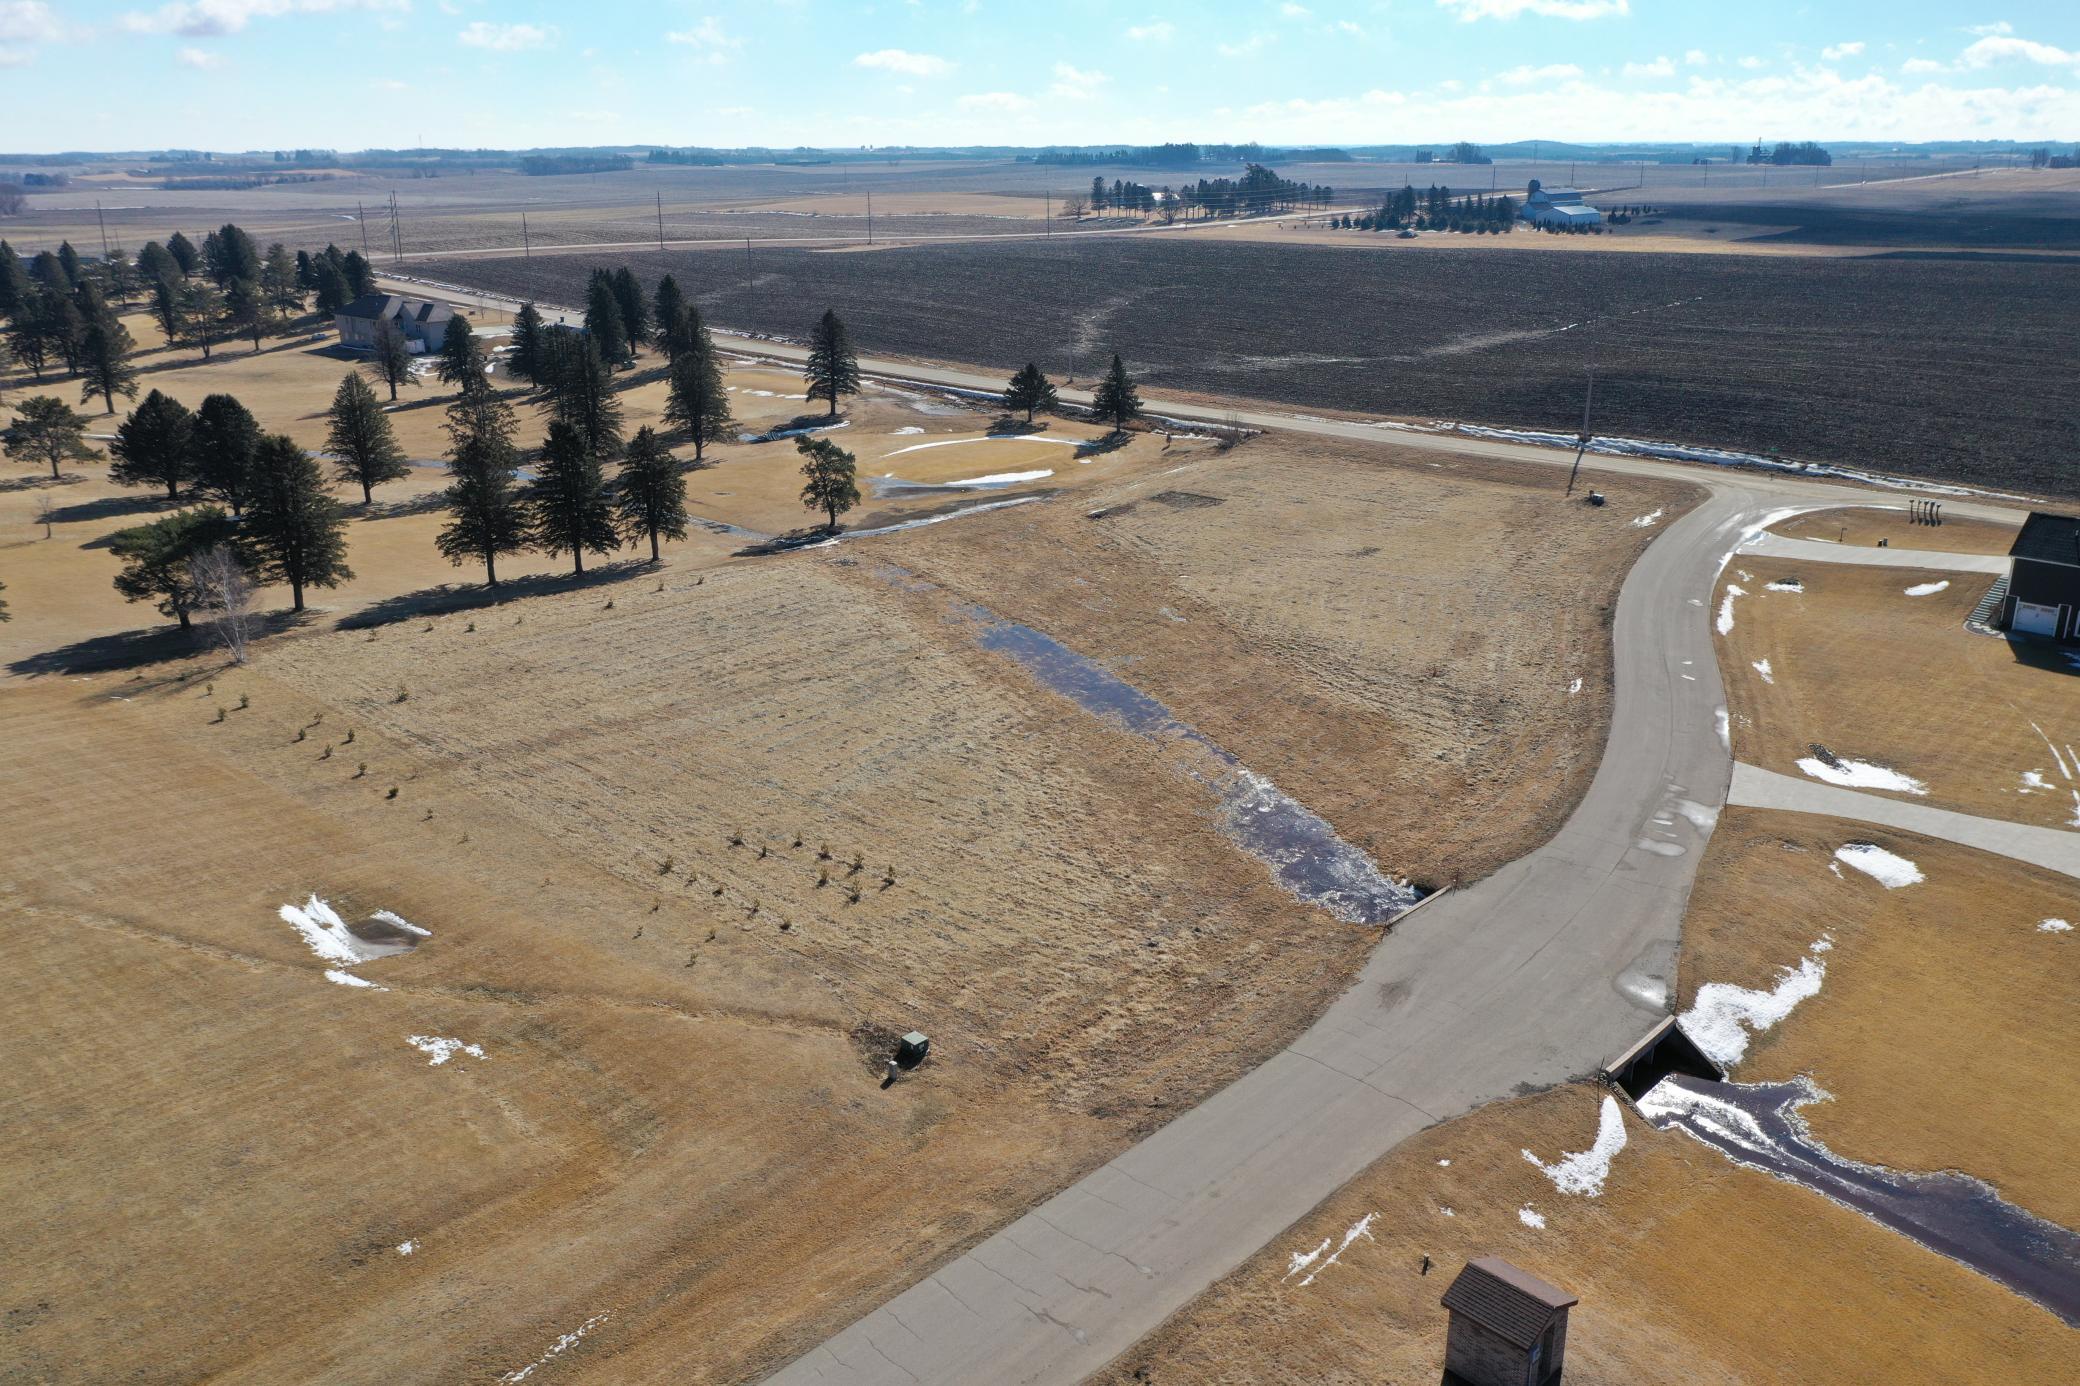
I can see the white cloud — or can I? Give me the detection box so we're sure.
[1280,2,1311,16]
[1901,57,1946,75]
[1438,0,1629,21]
[1820,41,1865,61]
[1623,55,1674,78]
[1966,21,2013,37]
[853,48,953,76]
[1684,48,1708,65]
[1497,61,1583,84]
[666,16,739,60]
[1737,54,1765,69]
[1960,35,2078,68]
[1336,19,1364,36]
[458,20,557,52]
[1218,33,1275,58]
[120,0,408,38]
[1050,61,1108,98]
[1125,19,1174,41]
[0,1,61,42]
[957,90,1033,111]
[372,76,406,89]
[175,44,222,65]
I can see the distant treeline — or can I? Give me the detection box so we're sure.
[1027,143,1349,169]
[520,154,635,177]
[1748,141,1833,166]
[157,173,338,191]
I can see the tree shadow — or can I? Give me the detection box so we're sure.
[52,493,174,527]
[0,473,87,494]
[355,491,448,521]
[734,526,841,556]
[6,609,313,677]
[334,558,654,630]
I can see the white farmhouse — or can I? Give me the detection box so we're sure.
[1520,180,1604,229]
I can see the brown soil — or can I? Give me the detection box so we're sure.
[1714,561,2080,828]
[1771,506,2019,554]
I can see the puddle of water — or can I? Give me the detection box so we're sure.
[1640,1074,2080,1325]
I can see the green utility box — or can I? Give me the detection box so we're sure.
[897,1032,930,1067]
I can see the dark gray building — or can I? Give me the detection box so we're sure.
[2003,511,2080,643]
[334,292,455,352]
[1440,1256,1578,1386]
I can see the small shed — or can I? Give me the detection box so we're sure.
[2003,511,2080,643]
[1440,1256,1578,1386]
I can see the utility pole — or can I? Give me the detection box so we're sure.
[867,191,873,246]
[387,192,403,265]
[656,190,665,251]
[522,211,531,259]
[358,201,372,259]
[1045,189,1051,233]
[94,201,110,259]
[1565,368,1596,497]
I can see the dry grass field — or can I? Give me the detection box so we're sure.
[1095,808,2079,1385]
[1770,506,2020,554]
[1714,560,2080,829]
[1,307,1697,1381]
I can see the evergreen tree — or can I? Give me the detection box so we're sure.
[205,223,262,285]
[434,314,484,389]
[242,435,352,611]
[1002,362,1058,423]
[610,267,649,351]
[109,506,240,630]
[312,257,349,314]
[224,276,266,351]
[294,248,317,291]
[615,425,689,562]
[325,372,410,504]
[652,275,687,362]
[366,317,415,401]
[584,271,628,363]
[508,303,547,386]
[2,396,101,479]
[6,302,52,380]
[261,242,302,319]
[436,378,527,586]
[79,319,140,414]
[662,306,735,460]
[547,332,623,460]
[110,389,196,499]
[180,278,225,360]
[339,249,376,298]
[797,435,860,531]
[30,249,70,293]
[166,231,200,277]
[802,307,861,419]
[1090,353,1142,433]
[0,239,25,320]
[149,275,183,345]
[41,289,87,375]
[137,240,180,289]
[192,392,262,516]
[527,419,620,575]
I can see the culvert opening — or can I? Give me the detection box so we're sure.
[1604,1015,1723,1102]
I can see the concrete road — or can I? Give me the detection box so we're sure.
[1729,763,2080,879]
[1737,531,2009,573]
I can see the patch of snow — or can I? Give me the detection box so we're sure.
[882,435,1080,459]
[1834,843,1924,889]
[324,969,386,991]
[1795,756,1927,795]
[499,1313,612,1384]
[1679,939,1830,1066]
[1294,1212,1377,1287]
[1715,708,1730,751]
[2026,723,2071,780]
[2019,770,2051,793]
[1631,508,1664,528]
[370,909,430,937]
[397,1240,415,1256]
[1674,799,1719,834]
[1765,578,1804,593]
[1437,1158,1451,1167]
[1903,581,1949,597]
[891,426,925,435]
[1517,1207,1546,1230]
[406,1035,486,1066]
[1752,659,1774,684]
[2039,919,2073,934]
[943,469,1054,487]
[1283,1235,1331,1281]
[1567,677,1583,695]
[1440,1206,1455,1217]
[279,895,419,966]
[1715,583,1746,636]
[1523,1096,1628,1197]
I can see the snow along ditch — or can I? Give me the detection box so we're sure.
[1523,1095,1628,1197]
[1795,756,1928,795]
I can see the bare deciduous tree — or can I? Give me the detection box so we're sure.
[34,493,54,540]
[189,543,257,664]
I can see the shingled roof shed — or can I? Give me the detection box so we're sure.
[1440,1256,1578,1386]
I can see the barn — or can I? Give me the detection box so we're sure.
[2003,511,2080,643]
[1519,180,1603,229]
[334,292,455,353]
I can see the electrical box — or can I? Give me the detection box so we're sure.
[897,1032,930,1067]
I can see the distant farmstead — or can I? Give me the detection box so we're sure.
[1520,181,1603,229]
[334,293,456,352]
[1440,1255,1578,1386]
[2003,511,2080,643]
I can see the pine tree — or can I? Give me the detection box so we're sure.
[1090,354,1142,433]
[340,250,375,298]
[242,435,352,612]
[193,393,262,516]
[652,275,687,363]
[436,378,528,586]
[547,332,623,461]
[434,314,483,389]
[802,307,861,419]
[527,419,621,576]
[611,267,649,351]
[584,271,628,364]
[149,275,183,345]
[2,396,102,479]
[108,506,240,630]
[366,318,415,401]
[6,302,53,380]
[797,435,859,532]
[313,257,349,314]
[41,289,87,375]
[137,240,180,289]
[180,278,225,360]
[615,426,689,562]
[166,231,200,277]
[224,276,265,351]
[1002,363,1058,424]
[79,319,140,414]
[0,239,25,320]
[261,242,302,319]
[326,372,410,504]
[663,306,735,460]
[508,303,546,386]
[110,389,196,499]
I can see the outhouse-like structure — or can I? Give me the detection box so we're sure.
[1440,1256,1578,1386]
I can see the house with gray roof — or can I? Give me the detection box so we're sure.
[1520,180,1604,229]
[334,292,456,352]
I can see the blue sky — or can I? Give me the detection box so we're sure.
[3,2,2077,151]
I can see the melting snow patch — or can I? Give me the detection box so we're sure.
[1795,756,1927,795]
[1752,659,1774,684]
[499,1313,611,1384]
[1715,708,1731,751]
[1631,508,1664,528]
[397,1240,415,1256]
[1903,581,1949,597]
[325,969,386,991]
[1291,1212,1377,1287]
[1283,1235,1331,1282]
[1678,939,1830,1067]
[2020,770,2052,793]
[1567,677,1583,695]
[944,469,1054,487]
[279,895,421,966]
[1440,1206,1455,1217]
[1765,578,1804,593]
[1437,1158,1451,1167]
[1715,584,1746,636]
[1517,1207,1546,1230]
[406,1036,485,1066]
[1523,1096,1628,1197]
[2040,919,2073,934]
[892,426,924,435]
[1835,843,1924,889]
